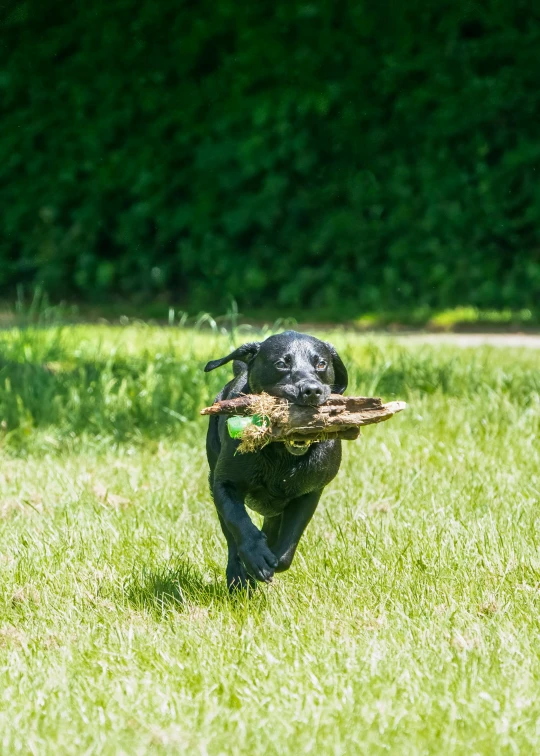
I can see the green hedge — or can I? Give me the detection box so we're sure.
[2,1,540,312]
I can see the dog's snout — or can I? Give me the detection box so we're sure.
[302,383,322,399]
[298,382,325,405]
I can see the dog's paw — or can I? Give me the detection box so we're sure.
[238,535,278,583]
[227,558,258,593]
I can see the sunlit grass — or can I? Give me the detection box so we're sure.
[0,324,538,754]
[354,305,537,331]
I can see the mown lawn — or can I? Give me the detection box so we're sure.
[0,324,539,754]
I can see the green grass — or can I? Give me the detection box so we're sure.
[0,324,539,754]
[353,306,538,331]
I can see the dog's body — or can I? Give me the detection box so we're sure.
[205,331,348,590]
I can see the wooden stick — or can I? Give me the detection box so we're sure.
[274,401,406,437]
[202,393,404,432]
[200,393,406,451]
[200,394,383,416]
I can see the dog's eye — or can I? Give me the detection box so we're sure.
[316,359,327,370]
[275,359,288,369]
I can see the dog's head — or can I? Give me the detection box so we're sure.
[205,330,348,407]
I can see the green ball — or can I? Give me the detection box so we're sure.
[227,414,265,438]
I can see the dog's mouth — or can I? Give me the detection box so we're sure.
[284,439,312,456]
[262,387,329,408]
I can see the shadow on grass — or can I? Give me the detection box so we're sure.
[122,560,233,613]
[0,352,215,445]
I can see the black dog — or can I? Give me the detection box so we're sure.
[205,330,348,590]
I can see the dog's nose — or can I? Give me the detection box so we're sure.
[299,382,324,404]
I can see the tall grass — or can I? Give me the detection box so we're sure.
[0,323,538,453]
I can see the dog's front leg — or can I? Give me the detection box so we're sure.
[217,514,258,592]
[272,489,322,573]
[213,480,278,583]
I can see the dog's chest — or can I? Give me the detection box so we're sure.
[244,443,340,515]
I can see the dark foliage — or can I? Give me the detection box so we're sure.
[2,1,540,312]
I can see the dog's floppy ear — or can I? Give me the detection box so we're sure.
[204,342,260,372]
[326,342,348,394]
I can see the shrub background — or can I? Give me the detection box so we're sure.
[2,1,540,312]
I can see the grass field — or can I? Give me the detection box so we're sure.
[0,323,539,754]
